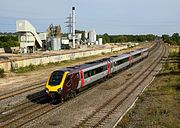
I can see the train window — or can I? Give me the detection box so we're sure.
[114,57,129,66]
[84,72,88,79]
[103,65,107,71]
[133,53,141,58]
[88,70,93,77]
[114,62,117,66]
[84,65,107,79]
[49,71,64,86]
[92,69,96,75]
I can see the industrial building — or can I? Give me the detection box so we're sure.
[16,20,43,53]
[16,7,103,53]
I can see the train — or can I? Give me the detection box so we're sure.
[45,48,149,102]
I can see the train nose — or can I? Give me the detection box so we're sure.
[50,92,56,99]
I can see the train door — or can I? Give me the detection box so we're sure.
[62,74,72,100]
[79,70,84,87]
[141,51,144,59]
[107,62,111,76]
[129,55,133,64]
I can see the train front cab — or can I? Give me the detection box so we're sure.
[45,70,79,102]
[45,70,68,101]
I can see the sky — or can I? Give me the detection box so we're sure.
[0,0,180,35]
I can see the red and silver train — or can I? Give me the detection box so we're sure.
[45,48,149,102]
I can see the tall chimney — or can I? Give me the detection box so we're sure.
[72,7,75,48]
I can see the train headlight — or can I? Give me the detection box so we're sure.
[45,88,49,93]
[58,88,62,94]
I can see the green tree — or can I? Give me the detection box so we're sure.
[172,33,180,45]
[117,35,128,42]
[0,35,19,48]
[102,33,110,43]
[162,34,171,43]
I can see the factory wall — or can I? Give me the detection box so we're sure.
[111,45,127,52]
[0,46,128,71]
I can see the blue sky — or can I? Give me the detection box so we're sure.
[0,0,180,35]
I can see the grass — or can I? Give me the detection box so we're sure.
[117,45,180,128]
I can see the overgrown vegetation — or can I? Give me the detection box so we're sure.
[0,68,5,78]
[14,64,44,73]
[96,34,156,44]
[0,35,19,48]
[162,33,180,45]
[117,45,180,128]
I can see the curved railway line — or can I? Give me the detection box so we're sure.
[73,43,166,128]
[0,42,163,128]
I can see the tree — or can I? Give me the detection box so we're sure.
[146,34,156,41]
[102,33,110,43]
[117,35,128,42]
[162,33,180,45]
[162,34,171,43]
[0,35,19,48]
[172,33,180,45]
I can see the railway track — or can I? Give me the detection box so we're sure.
[0,80,46,100]
[73,43,166,128]
[0,43,161,128]
[0,93,46,121]
[0,81,103,128]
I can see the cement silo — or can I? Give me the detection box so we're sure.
[98,38,103,45]
[89,30,96,43]
[51,38,61,50]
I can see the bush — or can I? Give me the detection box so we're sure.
[15,64,36,73]
[0,68,4,78]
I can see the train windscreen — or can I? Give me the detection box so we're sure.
[49,71,64,86]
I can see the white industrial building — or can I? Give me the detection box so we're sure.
[16,20,44,53]
[16,7,103,53]
[16,20,62,53]
[88,30,96,43]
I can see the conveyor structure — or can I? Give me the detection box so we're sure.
[16,20,43,53]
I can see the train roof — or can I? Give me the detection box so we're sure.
[110,53,130,61]
[59,57,110,74]
[53,48,148,74]
[129,49,142,55]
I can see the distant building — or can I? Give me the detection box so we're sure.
[16,20,43,53]
[16,20,62,53]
